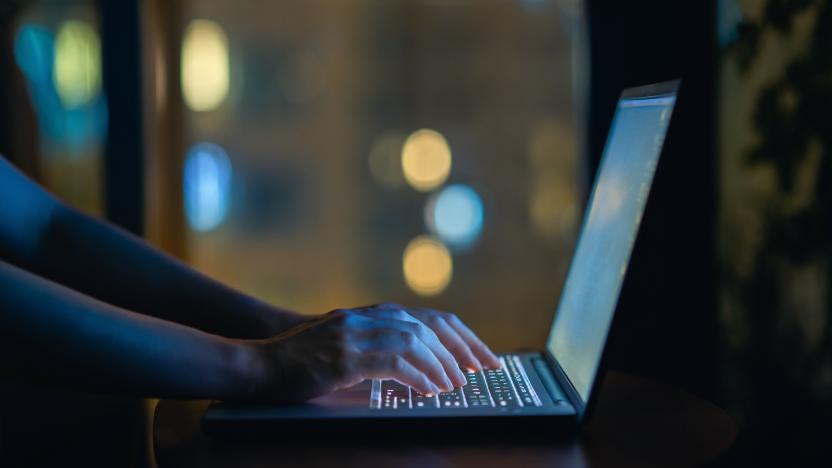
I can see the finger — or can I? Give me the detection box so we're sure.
[358,327,455,392]
[411,310,483,373]
[354,308,465,387]
[358,353,439,396]
[445,314,501,369]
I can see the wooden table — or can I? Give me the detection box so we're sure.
[153,372,736,468]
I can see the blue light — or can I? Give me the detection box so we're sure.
[425,184,484,249]
[184,143,232,232]
[14,23,107,157]
[14,24,53,83]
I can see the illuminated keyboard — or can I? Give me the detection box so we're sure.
[369,355,542,410]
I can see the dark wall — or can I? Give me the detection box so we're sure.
[586,1,718,399]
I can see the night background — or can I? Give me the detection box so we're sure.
[0,0,830,466]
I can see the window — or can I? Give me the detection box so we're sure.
[150,0,589,349]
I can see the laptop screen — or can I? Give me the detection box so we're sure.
[546,83,678,403]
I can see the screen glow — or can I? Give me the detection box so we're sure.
[547,92,676,402]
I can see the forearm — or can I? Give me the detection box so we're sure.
[0,260,261,400]
[28,204,303,338]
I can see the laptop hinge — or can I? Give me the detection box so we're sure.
[543,350,587,421]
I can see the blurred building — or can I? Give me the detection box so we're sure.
[13,0,587,351]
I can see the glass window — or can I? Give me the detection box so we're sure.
[12,1,106,215]
[153,0,587,350]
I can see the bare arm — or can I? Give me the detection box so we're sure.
[0,155,499,400]
[0,259,477,401]
[0,259,255,399]
[0,155,304,339]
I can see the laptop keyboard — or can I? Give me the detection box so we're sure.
[370,355,542,410]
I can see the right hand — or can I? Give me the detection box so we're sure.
[246,307,469,403]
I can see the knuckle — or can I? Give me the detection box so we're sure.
[341,310,363,327]
[390,355,405,373]
[394,309,410,320]
[400,330,416,346]
[407,322,428,339]
[424,313,443,327]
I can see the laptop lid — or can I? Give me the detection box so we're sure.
[545,80,679,420]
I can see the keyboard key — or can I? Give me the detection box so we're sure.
[461,370,491,407]
[484,366,520,408]
[371,355,541,410]
[505,355,542,407]
[438,387,466,408]
[411,390,438,409]
[381,380,410,409]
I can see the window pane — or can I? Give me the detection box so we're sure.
[173,0,586,349]
[12,1,105,215]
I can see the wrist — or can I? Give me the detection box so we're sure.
[242,299,308,338]
[220,338,268,402]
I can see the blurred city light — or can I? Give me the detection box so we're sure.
[181,19,229,112]
[402,235,453,296]
[401,129,452,192]
[368,131,406,189]
[53,20,101,109]
[14,24,52,83]
[530,184,577,240]
[15,23,107,156]
[425,184,484,249]
[184,143,232,232]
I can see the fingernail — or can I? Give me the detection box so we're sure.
[443,377,454,391]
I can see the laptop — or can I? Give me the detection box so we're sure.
[203,80,680,437]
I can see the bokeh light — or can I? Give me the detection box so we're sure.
[15,23,107,156]
[181,19,229,112]
[184,142,232,232]
[530,184,578,240]
[402,236,453,296]
[53,20,101,109]
[527,118,578,242]
[368,131,406,189]
[425,184,484,249]
[14,24,53,83]
[401,129,452,192]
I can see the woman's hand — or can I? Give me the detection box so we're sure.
[244,304,497,403]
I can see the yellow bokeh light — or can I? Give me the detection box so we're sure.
[402,236,453,296]
[181,19,229,112]
[530,184,578,240]
[53,20,101,109]
[401,129,452,192]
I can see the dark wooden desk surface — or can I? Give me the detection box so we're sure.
[153,372,736,468]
